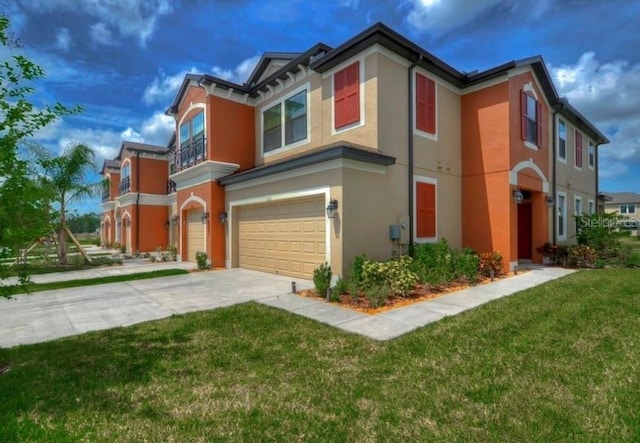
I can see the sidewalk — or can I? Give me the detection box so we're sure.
[257,266,575,340]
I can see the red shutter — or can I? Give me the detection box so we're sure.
[416,182,436,238]
[536,101,543,147]
[575,130,583,167]
[416,74,436,134]
[521,90,528,140]
[334,62,359,129]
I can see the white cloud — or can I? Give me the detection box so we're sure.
[405,0,553,34]
[211,55,261,85]
[90,22,115,46]
[142,67,199,106]
[550,52,640,183]
[139,112,174,145]
[20,0,173,46]
[55,27,71,51]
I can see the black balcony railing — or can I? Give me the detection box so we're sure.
[167,179,176,194]
[174,136,206,172]
[101,190,110,202]
[118,176,131,195]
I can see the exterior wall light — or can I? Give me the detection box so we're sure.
[545,196,555,207]
[172,214,179,223]
[201,212,210,224]
[219,211,228,224]
[513,189,524,205]
[326,199,338,219]
[165,220,170,228]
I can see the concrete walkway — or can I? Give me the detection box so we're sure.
[0,266,574,348]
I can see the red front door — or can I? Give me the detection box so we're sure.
[518,202,533,259]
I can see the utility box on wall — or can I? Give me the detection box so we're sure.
[398,214,410,244]
[389,224,401,240]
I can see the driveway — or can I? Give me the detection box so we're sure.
[0,269,314,348]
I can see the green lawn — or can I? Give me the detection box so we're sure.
[2,269,189,297]
[1,269,639,441]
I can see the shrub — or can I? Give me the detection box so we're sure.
[351,254,366,285]
[364,284,389,308]
[94,237,101,247]
[166,244,178,261]
[90,256,121,266]
[333,276,348,295]
[361,256,417,296]
[478,251,504,277]
[329,287,342,302]
[195,251,209,270]
[348,279,360,301]
[411,240,454,286]
[567,245,597,268]
[626,252,640,268]
[453,248,480,283]
[536,242,568,265]
[119,243,126,254]
[313,262,332,297]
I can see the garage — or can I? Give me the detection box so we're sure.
[237,196,326,279]
[186,208,205,262]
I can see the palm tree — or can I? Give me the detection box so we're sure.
[37,143,102,264]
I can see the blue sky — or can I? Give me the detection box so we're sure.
[3,0,640,213]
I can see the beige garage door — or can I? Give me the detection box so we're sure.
[186,209,205,262]
[238,196,326,279]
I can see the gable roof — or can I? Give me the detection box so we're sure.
[246,52,302,86]
[602,192,640,204]
[116,140,168,160]
[100,159,121,174]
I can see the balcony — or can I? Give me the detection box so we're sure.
[174,136,206,173]
[118,176,130,195]
[167,179,177,194]
[101,190,110,202]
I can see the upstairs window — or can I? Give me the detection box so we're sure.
[416,73,436,135]
[262,87,308,154]
[177,111,206,169]
[558,118,567,161]
[620,204,636,214]
[334,62,360,130]
[521,91,542,147]
[121,162,130,178]
[575,130,583,168]
[588,141,595,169]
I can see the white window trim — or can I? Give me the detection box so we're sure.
[557,117,567,163]
[588,199,595,215]
[259,82,311,159]
[557,191,567,241]
[177,103,207,150]
[574,129,583,171]
[413,175,438,243]
[588,141,595,170]
[329,57,366,136]
[621,204,636,215]
[412,67,438,141]
[120,158,131,178]
[574,195,583,216]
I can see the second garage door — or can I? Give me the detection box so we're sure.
[238,196,326,279]
[186,208,205,262]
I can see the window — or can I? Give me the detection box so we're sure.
[557,192,567,240]
[334,62,360,129]
[416,73,436,135]
[575,196,582,216]
[521,91,542,147]
[262,87,308,154]
[588,141,595,169]
[416,180,436,239]
[178,111,206,169]
[588,200,595,215]
[121,162,130,178]
[558,119,567,161]
[575,130,583,168]
[620,204,637,214]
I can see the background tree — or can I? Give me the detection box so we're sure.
[0,15,80,295]
[66,212,101,234]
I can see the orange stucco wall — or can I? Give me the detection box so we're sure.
[104,171,120,200]
[461,82,512,270]
[176,181,226,267]
[208,95,255,170]
[102,210,115,245]
[462,72,551,270]
[136,205,170,252]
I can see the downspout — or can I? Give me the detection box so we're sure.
[408,54,422,248]
[135,151,140,252]
[552,108,559,245]
[595,143,600,211]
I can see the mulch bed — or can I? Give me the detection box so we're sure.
[299,272,521,314]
